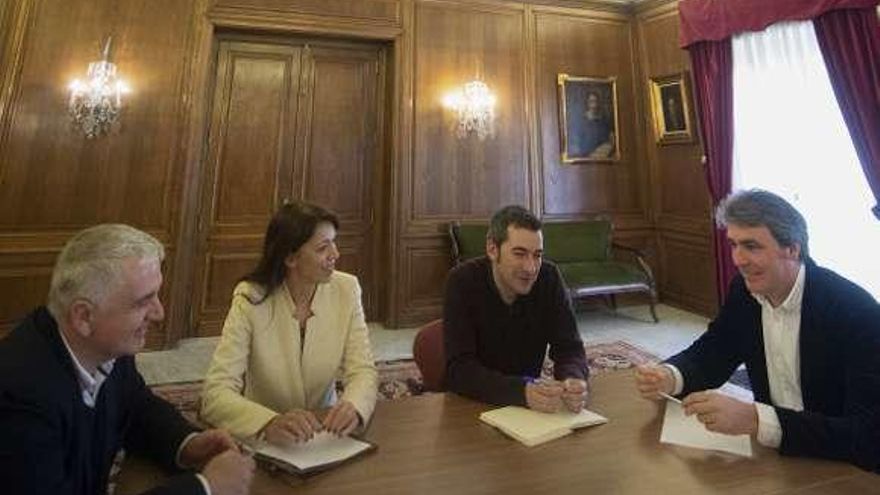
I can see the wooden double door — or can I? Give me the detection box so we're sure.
[192,35,387,336]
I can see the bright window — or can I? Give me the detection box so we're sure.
[732,20,880,300]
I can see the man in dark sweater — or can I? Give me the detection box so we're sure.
[444,205,588,412]
[635,190,880,472]
[0,224,255,494]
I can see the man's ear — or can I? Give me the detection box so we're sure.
[68,300,94,338]
[786,242,802,261]
[486,239,499,262]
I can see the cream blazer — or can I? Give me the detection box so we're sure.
[200,271,378,439]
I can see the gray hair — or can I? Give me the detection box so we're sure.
[716,189,809,259]
[47,224,165,319]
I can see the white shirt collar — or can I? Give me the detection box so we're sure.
[57,327,115,407]
[752,263,806,313]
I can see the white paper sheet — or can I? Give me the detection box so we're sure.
[255,431,373,471]
[660,400,753,458]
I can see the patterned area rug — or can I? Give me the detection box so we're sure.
[151,340,660,423]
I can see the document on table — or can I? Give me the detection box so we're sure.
[254,431,376,475]
[480,406,608,447]
[660,399,752,457]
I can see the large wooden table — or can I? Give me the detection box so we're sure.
[119,370,878,494]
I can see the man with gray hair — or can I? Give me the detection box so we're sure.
[0,224,255,494]
[635,189,880,471]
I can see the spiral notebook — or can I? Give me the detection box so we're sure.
[479,406,608,447]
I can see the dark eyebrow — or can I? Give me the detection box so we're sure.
[731,238,761,247]
[511,246,542,255]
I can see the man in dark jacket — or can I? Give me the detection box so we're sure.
[444,205,589,413]
[0,224,255,494]
[635,190,880,472]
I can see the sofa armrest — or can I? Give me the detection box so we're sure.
[611,242,656,289]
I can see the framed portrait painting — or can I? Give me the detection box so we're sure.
[557,74,620,163]
[649,72,695,145]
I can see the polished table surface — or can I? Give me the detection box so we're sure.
[119,370,878,494]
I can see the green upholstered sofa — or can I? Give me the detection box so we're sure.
[449,219,658,322]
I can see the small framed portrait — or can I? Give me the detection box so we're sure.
[649,72,695,145]
[557,74,620,163]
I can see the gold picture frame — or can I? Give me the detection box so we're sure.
[649,72,695,145]
[557,74,620,163]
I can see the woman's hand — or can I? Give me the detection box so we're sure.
[264,409,323,446]
[322,400,360,436]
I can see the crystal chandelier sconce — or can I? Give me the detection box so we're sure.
[443,80,496,140]
[68,37,129,139]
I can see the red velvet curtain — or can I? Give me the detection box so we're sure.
[814,8,880,220]
[688,40,737,303]
[679,0,878,46]
[680,0,880,300]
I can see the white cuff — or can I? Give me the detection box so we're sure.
[175,432,201,468]
[662,364,684,396]
[755,402,782,448]
[195,473,212,495]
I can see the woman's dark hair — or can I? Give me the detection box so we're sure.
[242,200,339,303]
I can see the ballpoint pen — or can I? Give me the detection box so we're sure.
[659,392,682,404]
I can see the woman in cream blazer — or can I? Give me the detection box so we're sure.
[201,201,378,444]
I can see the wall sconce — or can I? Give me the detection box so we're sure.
[68,37,129,139]
[442,80,496,140]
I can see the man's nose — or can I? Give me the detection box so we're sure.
[731,246,747,267]
[149,297,165,321]
[524,256,540,274]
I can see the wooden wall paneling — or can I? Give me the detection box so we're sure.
[636,1,717,316]
[524,4,542,219]
[191,40,302,336]
[208,0,402,41]
[389,0,533,326]
[637,2,708,223]
[0,0,197,344]
[0,0,192,230]
[410,0,531,226]
[385,0,414,327]
[212,0,400,24]
[396,235,453,325]
[0,250,54,338]
[295,41,386,319]
[533,7,645,220]
[0,0,31,134]
[658,231,716,315]
[166,0,216,344]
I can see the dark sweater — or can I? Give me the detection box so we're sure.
[666,259,880,471]
[443,257,588,406]
[0,307,204,495]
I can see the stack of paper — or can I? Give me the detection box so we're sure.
[660,400,753,457]
[479,406,608,447]
[254,431,376,475]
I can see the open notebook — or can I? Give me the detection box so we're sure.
[479,406,608,447]
[253,431,376,476]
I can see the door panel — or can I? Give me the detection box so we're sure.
[296,44,382,317]
[193,37,385,336]
[193,41,302,336]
